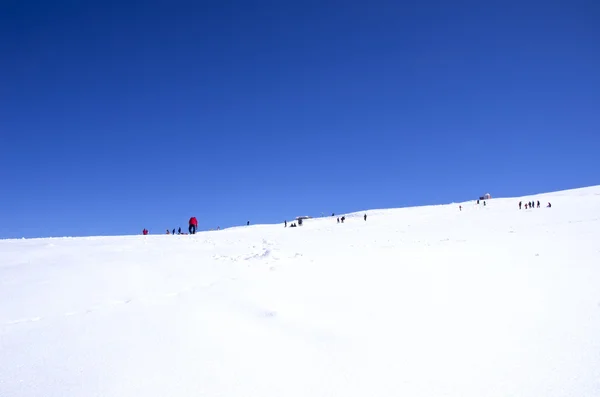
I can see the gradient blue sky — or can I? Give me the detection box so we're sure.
[1,0,599,238]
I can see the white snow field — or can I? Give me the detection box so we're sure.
[1,187,600,397]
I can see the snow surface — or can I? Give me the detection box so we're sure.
[1,187,600,397]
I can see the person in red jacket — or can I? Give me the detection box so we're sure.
[189,217,198,234]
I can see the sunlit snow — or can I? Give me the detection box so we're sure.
[1,187,599,396]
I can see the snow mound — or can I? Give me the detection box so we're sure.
[1,186,600,397]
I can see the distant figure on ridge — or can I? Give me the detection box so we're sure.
[189,217,198,234]
[459,205,462,211]
[537,200,540,208]
[519,201,522,210]
[341,216,345,223]
[547,202,552,208]
[247,221,250,226]
[178,227,182,234]
[172,229,175,235]
[166,229,170,234]
[142,228,148,235]
[364,214,367,221]
[284,220,287,227]
[483,201,486,206]
[337,217,340,223]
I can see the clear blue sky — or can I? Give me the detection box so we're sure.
[1,0,599,238]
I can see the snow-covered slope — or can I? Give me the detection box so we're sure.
[1,187,600,397]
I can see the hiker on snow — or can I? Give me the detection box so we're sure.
[519,201,522,210]
[189,216,198,234]
[364,214,367,220]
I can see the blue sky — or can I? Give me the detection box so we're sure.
[1,0,599,238]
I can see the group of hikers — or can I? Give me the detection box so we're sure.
[519,200,551,209]
[143,217,254,235]
[283,213,367,228]
[143,197,555,235]
[143,216,199,235]
[457,199,553,212]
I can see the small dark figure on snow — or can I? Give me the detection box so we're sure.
[459,205,462,211]
[547,202,552,208]
[284,220,287,227]
[178,227,181,234]
[298,218,303,226]
[519,201,522,210]
[525,203,528,209]
[341,216,345,223]
[483,201,486,206]
[477,199,480,205]
[332,213,335,216]
[337,217,340,223]
[247,221,250,226]
[537,200,540,208]
[142,228,148,235]
[364,214,367,221]
[172,229,175,235]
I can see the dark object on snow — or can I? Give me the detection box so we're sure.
[483,201,486,206]
[547,202,552,208]
[519,201,522,210]
[337,217,340,223]
[247,221,250,226]
[341,216,345,223]
[477,199,480,204]
[364,214,367,221]
[172,229,175,235]
[298,218,303,226]
[284,220,287,227]
[142,229,148,235]
[178,227,181,234]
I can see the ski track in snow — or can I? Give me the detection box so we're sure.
[1,186,600,397]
